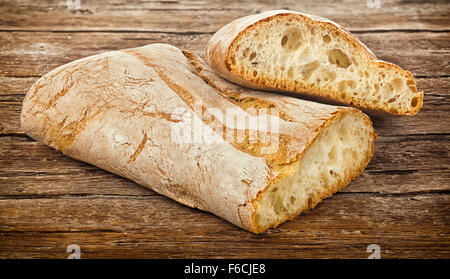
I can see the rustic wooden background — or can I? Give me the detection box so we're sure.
[0,0,449,259]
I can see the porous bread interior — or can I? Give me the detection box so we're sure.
[253,111,373,232]
[229,15,422,115]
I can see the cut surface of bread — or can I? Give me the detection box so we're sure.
[206,10,423,115]
[21,43,376,233]
[253,111,372,232]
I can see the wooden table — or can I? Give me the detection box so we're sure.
[0,0,449,259]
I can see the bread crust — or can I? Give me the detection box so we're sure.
[206,10,423,116]
[21,43,376,233]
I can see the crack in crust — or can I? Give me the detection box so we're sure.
[129,131,148,162]
[48,108,103,152]
[123,48,297,170]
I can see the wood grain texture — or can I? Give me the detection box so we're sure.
[1,0,449,31]
[0,0,449,258]
[0,194,448,258]
[0,134,449,197]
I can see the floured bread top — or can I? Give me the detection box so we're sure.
[20,43,375,232]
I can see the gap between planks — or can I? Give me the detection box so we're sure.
[0,190,448,200]
[0,29,449,34]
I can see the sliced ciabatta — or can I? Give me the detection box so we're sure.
[206,10,423,115]
[21,44,376,233]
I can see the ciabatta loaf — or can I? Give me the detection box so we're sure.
[21,44,376,233]
[206,10,423,115]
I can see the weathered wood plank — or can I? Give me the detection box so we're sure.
[0,32,209,77]
[1,0,448,259]
[1,0,449,31]
[0,135,449,197]
[0,194,448,258]
[1,229,448,259]
[1,31,448,77]
[2,76,449,136]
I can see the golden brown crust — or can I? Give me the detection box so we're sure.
[206,10,423,116]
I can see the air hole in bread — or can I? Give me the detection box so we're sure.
[249,52,257,61]
[392,78,405,92]
[300,60,319,80]
[281,27,303,51]
[242,48,250,58]
[374,83,380,91]
[288,67,294,78]
[225,62,231,71]
[281,35,288,46]
[411,96,419,107]
[324,70,337,82]
[348,80,356,89]
[328,49,351,68]
[388,97,396,103]
[323,35,331,44]
[328,146,338,162]
[230,56,236,66]
[388,84,394,91]
[338,80,355,92]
